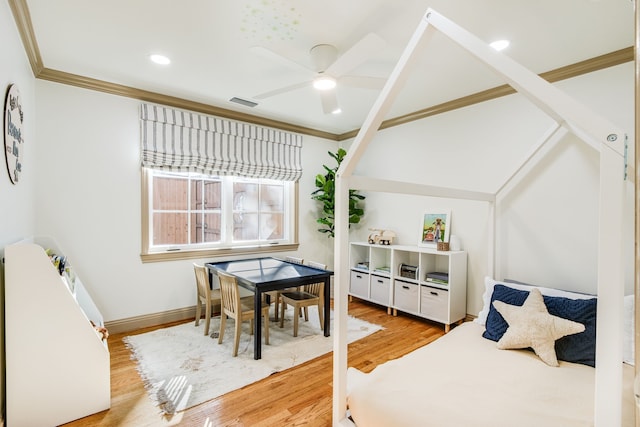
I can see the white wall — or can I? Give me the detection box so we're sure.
[0,2,38,423]
[34,80,338,322]
[0,1,37,251]
[345,63,634,316]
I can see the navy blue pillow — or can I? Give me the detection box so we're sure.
[482,284,597,367]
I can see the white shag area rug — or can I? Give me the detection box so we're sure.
[124,306,382,415]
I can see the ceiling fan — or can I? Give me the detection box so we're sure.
[252,33,387,114]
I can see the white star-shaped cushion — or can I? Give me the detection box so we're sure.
[492,288,585,366]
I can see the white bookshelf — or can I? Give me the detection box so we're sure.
[349,242,467,332]
[4,238,110,426]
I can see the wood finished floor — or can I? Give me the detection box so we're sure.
[61,299,445,427]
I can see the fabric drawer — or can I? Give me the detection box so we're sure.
[370,275,391,305]
[350,270,369,298]
[394,280,418,313]
[420,285,448,321]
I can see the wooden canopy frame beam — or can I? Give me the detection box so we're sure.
[333,9,628,426]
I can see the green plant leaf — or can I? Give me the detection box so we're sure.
[310,148,365,238]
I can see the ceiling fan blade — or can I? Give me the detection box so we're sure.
[325,32,386,77]
[320,90,340,115]
[338,75,386,90]
[254,81,312,100]
[250,46,312,74]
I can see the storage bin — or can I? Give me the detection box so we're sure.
[370,274,390,305]
[420,285,448,322]
[350,270,369,298]
[394,280,419,313]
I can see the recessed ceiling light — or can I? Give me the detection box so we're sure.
[149,54,171,65]
[489,40,510,51]
[332,107,342,115]
[313,75,337,91]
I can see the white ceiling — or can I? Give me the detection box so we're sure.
[23,0,635,135]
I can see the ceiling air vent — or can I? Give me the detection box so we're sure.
[229,97,258,108]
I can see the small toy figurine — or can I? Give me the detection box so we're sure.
[368,228,396,245]
[90,320,109,341]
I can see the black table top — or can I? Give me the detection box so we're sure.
[206,257,333,287]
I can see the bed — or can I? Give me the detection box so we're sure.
[332,7,631,426]
[346,278,636,426]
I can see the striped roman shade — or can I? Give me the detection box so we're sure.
[140,103,303,181]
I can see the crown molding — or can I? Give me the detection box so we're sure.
[36,67,339,140]
[9,0,633,142]
[337,47,634,140]
[8,0,43,76]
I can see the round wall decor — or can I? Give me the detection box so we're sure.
[4,84,24,184]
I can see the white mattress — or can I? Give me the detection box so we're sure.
[347,322,634,427]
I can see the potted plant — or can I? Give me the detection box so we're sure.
[311,148,365,237]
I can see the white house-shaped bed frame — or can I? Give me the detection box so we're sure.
[332,9,630,427]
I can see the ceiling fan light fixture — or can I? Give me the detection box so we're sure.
[489,39,510,51]
[149,54,171,65]
[313,75,337,91]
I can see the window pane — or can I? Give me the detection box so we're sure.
[191,180,202,210]
[204,181,221,209]
[190,213,221,243]
[190,179,221,210]
[153,212,187,245]
[153,176,187,210]
[234,182,258,211]
[233,213,258,240]
[261,213,283,239]
[261,184,284,211]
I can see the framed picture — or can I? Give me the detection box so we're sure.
[419,210,451,247]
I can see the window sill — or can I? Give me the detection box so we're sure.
[140,243,300,263]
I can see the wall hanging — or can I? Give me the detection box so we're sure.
[4,84,24,184]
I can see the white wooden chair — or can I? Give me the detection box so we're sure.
[279,261,326,337]
[265,256,305,321]
[217,269,270,357]
[193,263,220,336]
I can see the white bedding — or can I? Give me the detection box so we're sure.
[347,322,635,427]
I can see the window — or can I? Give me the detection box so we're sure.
[142,169,298,261]
[139,103,302,261]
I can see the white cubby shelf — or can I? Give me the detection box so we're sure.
[349,242,467,332]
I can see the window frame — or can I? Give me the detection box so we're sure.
[140,168,299,262]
